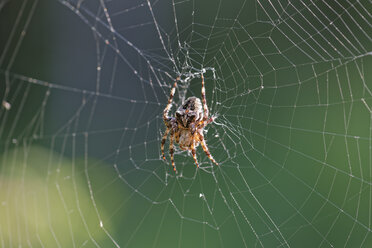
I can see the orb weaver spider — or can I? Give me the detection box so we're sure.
[161,74,219,172]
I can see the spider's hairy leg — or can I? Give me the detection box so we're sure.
[189,123,197,135]
[205,115,216,126]
[169,133,177,172]
[161,128,170,160]
[199,134,219,166]
[163,78,179,123]
[200,74,209,120]
[191,142,199,168]
[197,115,216,129]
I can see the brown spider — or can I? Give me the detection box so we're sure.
[161,74,219,172]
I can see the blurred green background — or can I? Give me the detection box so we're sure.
[1,0,371,247]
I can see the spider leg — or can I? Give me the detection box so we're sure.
[161,127,170,160]
[169,133,177,172]
[191,141,199,168]
[204,116,216,126]
[199,134,219,166]
[201,74,209,120]
[163,78,179,124]
[197,115,216,129]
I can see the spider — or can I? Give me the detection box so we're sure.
[161,74,219,172]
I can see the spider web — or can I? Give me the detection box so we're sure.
[1,0,371,247]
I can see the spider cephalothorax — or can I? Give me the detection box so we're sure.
[161,75,219,172]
